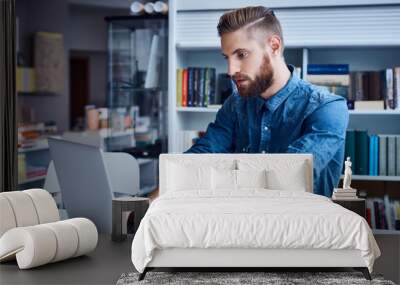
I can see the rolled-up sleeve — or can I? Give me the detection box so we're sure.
[185,95,237,153]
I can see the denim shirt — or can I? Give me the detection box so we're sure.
[186,65,349,197]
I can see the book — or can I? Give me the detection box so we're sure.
[367,71,383,101]
[366,199,376,229]
[193,67,200,107]
[16,67,36,93]
[199,68,206,107]
[307,64,349,75]
[350,72,366,101]
[373,135,379,176]
[207,68,216,105]
[334,188,357,193]
[332,194,360,201]
[355,130,369,175]
[187,68,194,107]
[182,69,188,107]
[394,67,400,110]
[354,100,384,110]
[369,135,374,175]
[176,69,183,106]
[383,68,394,109]
[397,136,400,176]
[379,135,387,175]
[387,135,396,176]
[373,200,381,229]
[344,130,356,172]
[307,74,350,86]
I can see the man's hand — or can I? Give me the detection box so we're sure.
[148,187,159,203]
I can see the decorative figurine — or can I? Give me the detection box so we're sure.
[343,157,353,190]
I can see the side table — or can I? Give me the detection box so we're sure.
[332,198,366,219]
[112,197,149,242]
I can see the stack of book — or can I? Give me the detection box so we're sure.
[306,64,400,110]
[349,67,400,110]
[332,188,358,200]
[307,64,350,100]
[366,196,400,230]
[176,67,216,107]
[345,130,400,176]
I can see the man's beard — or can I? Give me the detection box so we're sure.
[233,55,274,97]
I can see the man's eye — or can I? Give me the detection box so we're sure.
[238,51,248,59]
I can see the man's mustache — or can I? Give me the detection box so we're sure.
[232,74,251,81]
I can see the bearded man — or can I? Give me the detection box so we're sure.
[184,6,349,197]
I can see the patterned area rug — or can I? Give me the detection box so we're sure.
[116,271,396,285]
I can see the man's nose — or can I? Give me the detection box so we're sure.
[227,61,240,77]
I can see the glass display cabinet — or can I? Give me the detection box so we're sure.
[105,15,168,155]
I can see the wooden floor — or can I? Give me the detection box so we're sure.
[0,234,134,285]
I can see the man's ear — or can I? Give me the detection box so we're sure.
[268,35,282,57]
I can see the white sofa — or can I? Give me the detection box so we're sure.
[0,189,98,269]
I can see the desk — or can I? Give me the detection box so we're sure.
[0,234,133,285]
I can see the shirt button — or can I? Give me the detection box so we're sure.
[264,126,269,131]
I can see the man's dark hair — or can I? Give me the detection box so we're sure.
[217,6,284,49]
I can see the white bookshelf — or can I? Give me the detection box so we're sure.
[168,0,400,153]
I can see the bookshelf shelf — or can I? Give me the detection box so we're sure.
[176,106,220,113]
[18,145,49,153]
[372,229,400,235]
[349,110,400,115]
[340,175,400,181]
[19,175,46,184]
[176,108,400,116]
[17,91,58,96]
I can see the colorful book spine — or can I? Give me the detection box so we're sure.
[176,69,183,107]
[344,130,356,172]
[193,67,200,107]
[387,135,396,176]
[394,67,400,110]
[379,135,387,176]
[374,135,379,176]
[182,69,188,107]
[199,68,205,107]
[384,68,394,109]
[187,68,194,107]
[355,130,369,175]
[396,136,400,176]
[369,135,374,175]
[307,64,349,75]
[208,68,216,105]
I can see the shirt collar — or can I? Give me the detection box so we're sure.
[255,64,299,113]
